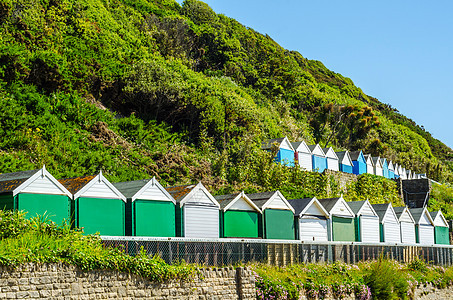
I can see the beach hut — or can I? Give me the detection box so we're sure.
[350,151,367,175]
[113,177,176,237]
[348,200,380,243]
[406,169,412,180]
[336,151,354,174]
[322,147,339,171]
[59,172,126,236]
[262,137,295,167]
[364,154,375,175]
[394,163,400,179]
[0,166,72,224]
[372,157,384,177]
[247,191,295,240]
[400,167,407,179]
[291,140,312,171]
[166,183,220,238]
[380,158,389,179]
[308,144,327,173]
[215,192,261,238]
[319,197,355,242]
[388,161,395,179]
[372,203,401,243]
[394,207,416,244]
[430,210,449,245]
[410,207,435,245]
[288,197,329,241]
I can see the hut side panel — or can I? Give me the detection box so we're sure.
[299,217,328,241]
[133,200,175,237]
[0,194,14,210]
[17,193,70,224]
[264,209,295,240]
[221,210,259,238]
[76,197,125,236]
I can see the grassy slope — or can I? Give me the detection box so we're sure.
[0,0,451,206]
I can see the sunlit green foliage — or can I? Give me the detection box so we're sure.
[0,0,451,200]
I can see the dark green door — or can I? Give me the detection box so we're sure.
[222,210,259,238]
[264,209,295,240]
[76,197,125,236]
[434,227,450,245]
[17,193,70,224]
[332,216,355,241]
[133,200,175,237]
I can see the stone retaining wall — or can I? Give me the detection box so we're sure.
[0,263,255,299]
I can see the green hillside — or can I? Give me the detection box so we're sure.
[0,0,452,205]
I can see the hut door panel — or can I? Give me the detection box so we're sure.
[223,210,259,238]
[184,206,219,238]
[360,216,380,243]
[332,216,355,242]
[418,225,434,245]
[17,193,70,224]
[77,197,125,236]
[299,153,312,171]
[264,209,295,240]
[383,220,401,243]
[435,227,450,245]
[134,200,175,237]
[400,222,416,244]
[299,218,328,241]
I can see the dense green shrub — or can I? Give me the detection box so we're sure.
[0,211,195,281]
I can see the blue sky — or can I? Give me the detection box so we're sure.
[190,1,453,149]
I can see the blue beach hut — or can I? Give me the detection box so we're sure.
[308,144,327,173]
[262,137,295,167]
[350,150,367,175]
[381,158,389,179]
[336,151,353,174]
[388,161,395,179]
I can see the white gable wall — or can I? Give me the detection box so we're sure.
[358,202,376,217]
[433,214,449,227]
[136,184,173,201]
[266,194,291,210]
[304,202,327,216]
[21,175,68,195]
[229,196,256,211]
[419,211,432,226]
[399,210,414,223]
[341,155,353,166]
[280,138,294,151]
[331,200,354,217]
[311,145,325,156]
[185,189,218,207]
[78,180,120,199]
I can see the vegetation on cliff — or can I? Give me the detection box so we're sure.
[0,0,452,205]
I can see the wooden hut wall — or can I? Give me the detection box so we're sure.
[351,151,367,175]
[73,177,126,236]
[292,141,312,171]
[220,195,260,238]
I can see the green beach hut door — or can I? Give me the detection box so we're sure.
[431,211,450,245]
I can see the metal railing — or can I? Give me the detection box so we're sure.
[101,236,453,267]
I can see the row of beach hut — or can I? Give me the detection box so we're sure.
[0,167,448,245]
[263,137,424,180]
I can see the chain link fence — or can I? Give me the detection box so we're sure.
[102,236,453,267]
